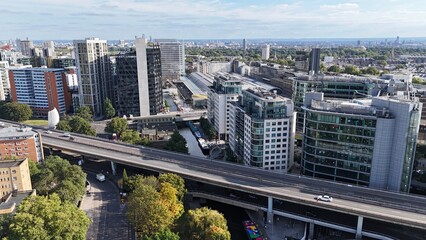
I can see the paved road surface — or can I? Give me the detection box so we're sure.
[40,131,426,230]
[80,173,128,240]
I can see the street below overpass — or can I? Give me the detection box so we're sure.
[38,130,426,236]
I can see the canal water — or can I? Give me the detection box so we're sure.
[179,128,206,158]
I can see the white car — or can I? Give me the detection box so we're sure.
[44,130,53,134]
[315,195,333,202]
[62,132,71,137]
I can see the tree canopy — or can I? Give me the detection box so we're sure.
[30,155,87,203]
[126,184,174,238]
[141,229,180,240]
[75,106,93,122]
[343,65,360,75]
[126,174,184,238]
[0,102,32,122]
[104,98,116,119]
[68,116,96,136]
[158,173,186,201]
[7,194,90,240]
[165,131,188,154]
[178,207,231,240]
[56,116,96,136]
[105,117,128,136]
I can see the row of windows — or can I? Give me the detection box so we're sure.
[265,161,287,165]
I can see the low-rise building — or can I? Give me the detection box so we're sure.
[0,158,32,201]
[0,126,44,163]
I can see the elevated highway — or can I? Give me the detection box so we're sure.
[36,130,426,236]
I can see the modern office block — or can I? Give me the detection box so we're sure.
[73,37,112,117]
[292,75,379,130]
[9,68,70,116]
[155,39,185,81]
[229,89,295,172]
[115,38,162,117]
[301,92,422,192]
[207,73,242,140]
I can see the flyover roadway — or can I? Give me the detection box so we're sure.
[37,130,426,231]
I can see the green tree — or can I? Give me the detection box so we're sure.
[104,97,116,119]
[159,182,184,222]
[178,207,231,240]
[56,120,71,131]
[0,102,32,122]
[343,65,360,75]
[320,63,327,73]
[142,229,180,240]
[120,130,141,144]
[413,76,425,85]
[68,116,96,136]
[31,156,87,203]
[363,66,380,75]
[159,173,186,201]
[125,175,160,193]
[75,106,93,121]
[165,131,188,154]
[327,65,341,73]
[8,194,90,240]
[126,184,172,238]
[105,117,128,136]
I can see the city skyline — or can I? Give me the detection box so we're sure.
[1,0,426,40]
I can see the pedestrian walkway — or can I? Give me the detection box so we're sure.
[247,210,306,240]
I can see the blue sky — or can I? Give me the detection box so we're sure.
[1,0,426,40]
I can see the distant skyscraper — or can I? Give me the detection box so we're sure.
[243,39,248,50]
[9,67,71,116]
[261,45,270,60]
[115,38,162,117]
[308,48,321,75]
[73,37,112,116]
[20,39,33,57]
[155,39,185,81]
[43,41,55,57]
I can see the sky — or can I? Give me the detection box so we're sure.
[1,0,426,40]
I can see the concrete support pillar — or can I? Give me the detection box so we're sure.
[356,216,364,239]
[110,161,117,176]
[309,222,315,240]
[267,196,274,224]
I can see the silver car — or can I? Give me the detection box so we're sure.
[315,195,333,202]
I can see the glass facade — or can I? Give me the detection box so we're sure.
[302,110,376,185]
[294,80,374,129]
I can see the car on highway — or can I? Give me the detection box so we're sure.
[44,130,53,134]
[315,195,333,202]
[62,132,71,137]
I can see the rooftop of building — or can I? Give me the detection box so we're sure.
[0,190,36,215]
[245,88,291,102]
[0,125,37,139]
[0,158,27,169]
[180,76,207,96]
[9,66,64,71]
[294,74,384,83]
[306,92,418,117]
